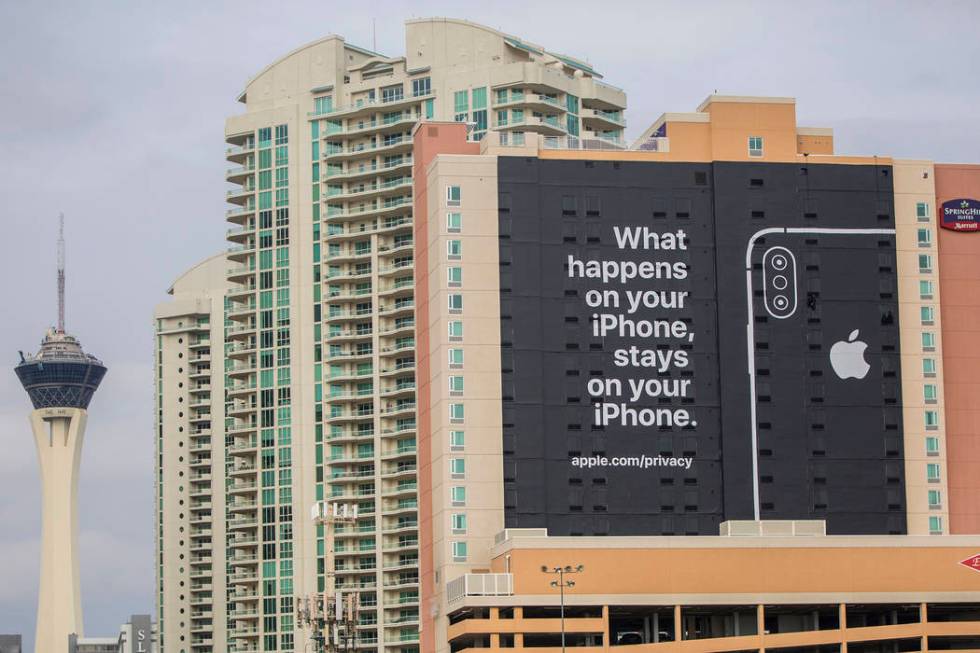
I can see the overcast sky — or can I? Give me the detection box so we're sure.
[1,0,978,647]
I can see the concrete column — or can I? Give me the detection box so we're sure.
[757,604,765,652]
[30,407,87,653]
[839,603,847,653]
[674,605,682,642]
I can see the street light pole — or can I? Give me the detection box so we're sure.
[541,564,584,653]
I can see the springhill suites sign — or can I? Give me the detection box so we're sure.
[941,198,980,231]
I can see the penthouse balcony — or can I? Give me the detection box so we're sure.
[309,89,435,120]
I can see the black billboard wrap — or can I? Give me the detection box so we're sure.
[497,157,904,536]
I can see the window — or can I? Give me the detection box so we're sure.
[448,320,463,341]
[916,202,931,222]
[449,376,464,395]
[449,403,465,421]
[450,458,465,479]
[923,384,937,403]
[451,513,467,534]
[920,306,934,325]
[448,348,463,367]
[411,77,431,97]
[923,358,936,376]
[748,136,764,157]
[919,254,933,273]
[452,540,467,562]
[448,267,462,287]
[927,463,941,482]
[447,186,461,206]
[314,96,333,115]
[447,240,462,259]
[381,84,404,103]
[472,87,487,110]
[920,280,934,299]
[917,228,932,247]
[448,294,463,312]
[928,489,942,509]
[447,212,462,232]
[925,410,939,429]
[450,430,464,451]
[929,515,943,535]
[926,436,940,456]
[451,486,466,506]
[922,332,935,350]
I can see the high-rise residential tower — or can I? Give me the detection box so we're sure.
[15,220,107,653]
[154,18,627,653]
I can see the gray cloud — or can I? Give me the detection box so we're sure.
[1,0,978,648]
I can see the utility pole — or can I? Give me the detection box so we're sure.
[541,564,584,653]
[297,501,360,652]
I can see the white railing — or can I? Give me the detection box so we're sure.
[446,573,513,604]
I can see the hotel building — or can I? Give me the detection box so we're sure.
[410,99,980,650]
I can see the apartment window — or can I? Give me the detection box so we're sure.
[447,240,462,259]
[924,384,937,403]
[449,403,465,422]
[448,348,463,368]
[448,294,463,313]
[920,306,934,325]
[450,458,465,479]
[451,486,466,506]
[928,489,942,509]
[920,280,934,299]
[923,358,936,376]
[454,90,469,116]
[447,212,462,232]
[916,202,931,222]
[925,410,939,430]
[447,185,461,206]
[495,88,508,105]
[917,228,932,247]
[929,515,943,535]
[748,136,764,157]
[927,463,941,482]
[926,436,940,456]
[450,430,465,451]
[381,84,404,103]
[451,513,467,535]
[922,332,935,351]
[919,254,933,273]
[452,540,468,562]
[448,320,463,342]
[411,77,431,97]
[448,267,462,287]
[449,376,464,396]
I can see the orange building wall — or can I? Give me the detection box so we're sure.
[412,122,479,653]
[936,164,980,534]
[495,543,980,597]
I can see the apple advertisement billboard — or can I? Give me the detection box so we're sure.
[498,158,905,536]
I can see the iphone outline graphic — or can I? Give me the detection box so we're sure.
[744,226,897,520]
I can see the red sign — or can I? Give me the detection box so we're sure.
[959,554,980,573]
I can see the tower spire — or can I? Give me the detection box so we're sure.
[57,213,65,333]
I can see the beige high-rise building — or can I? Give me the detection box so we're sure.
[154,18,626,653]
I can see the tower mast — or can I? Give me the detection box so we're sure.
[57,213,65,333]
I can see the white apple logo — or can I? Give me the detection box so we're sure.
[829,329,871,380]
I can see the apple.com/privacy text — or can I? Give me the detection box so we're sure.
[570,455,694,470]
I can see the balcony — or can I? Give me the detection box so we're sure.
[582,107,625,127]
[324,156,414,183]
[311,90,435,120]
[446,573,513,604]
[323,136,413,163]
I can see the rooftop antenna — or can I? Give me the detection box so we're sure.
[372,18,376,52]
[57,213,65,333]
